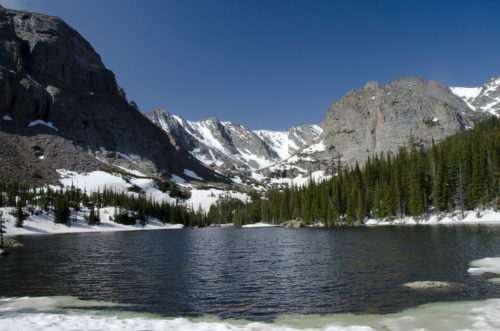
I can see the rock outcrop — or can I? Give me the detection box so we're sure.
[318,77,487,165]
[0,7,220,184]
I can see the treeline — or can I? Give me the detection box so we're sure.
[210,117,500,226]
[0,183,206,227]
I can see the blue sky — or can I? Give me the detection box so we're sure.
[2,0,500,130]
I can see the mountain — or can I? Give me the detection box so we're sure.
[147,77,494,186]
[450,77,500,117]
[146,109,321,179]
[0,6,221,185]
[0,5,496,190]
[317,77,487,165]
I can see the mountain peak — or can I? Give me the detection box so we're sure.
[0,6,223,184]
[361,80,379,91]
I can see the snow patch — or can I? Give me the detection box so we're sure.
[170,174,190,187]
[270,170,329,187]
[241,222,279,228]
[2,114,12,121]
[251,171,265,182]
[116,166,146,177]
[116,152,136,164]
[450,86,481,100]
[26,74,37,84]
[28,120,58,131]
[186,189,250,213]
[468,257,500,276]
[302,140,326,153]
[183,169,203,181]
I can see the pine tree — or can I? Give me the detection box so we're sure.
[0,212,5,248]
[87,206,97,226]
[15,201,25,228]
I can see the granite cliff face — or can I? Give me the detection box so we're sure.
[318,77,487,165]
[0,6,219,184]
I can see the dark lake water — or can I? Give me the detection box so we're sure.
[2,225,500,322]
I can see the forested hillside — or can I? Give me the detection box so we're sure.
[208,117,500,226]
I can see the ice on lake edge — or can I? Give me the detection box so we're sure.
[2,295,500,331]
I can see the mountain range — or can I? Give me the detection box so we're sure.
[0,5,498,189]
[147,78,499,187]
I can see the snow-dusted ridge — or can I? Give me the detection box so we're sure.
[451,77,500,117]
[146,110,323,182]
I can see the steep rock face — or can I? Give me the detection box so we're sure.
[319,77,487,165]
[0,7,218,184]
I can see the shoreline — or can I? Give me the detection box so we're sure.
[364,209,500,226]
[2,207,183,238]
[3,207,500,238]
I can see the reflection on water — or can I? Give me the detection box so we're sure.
[1,225,500,321]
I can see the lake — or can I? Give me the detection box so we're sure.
[2,225,500,329]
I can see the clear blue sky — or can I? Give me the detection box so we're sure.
[2,0,500,130]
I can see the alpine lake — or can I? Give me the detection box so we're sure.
[2,225,500,328]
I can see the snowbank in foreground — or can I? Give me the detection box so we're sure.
[2,295,500,331]
[2,206,183,237]
[365,209,500,226]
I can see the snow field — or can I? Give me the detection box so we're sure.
[2,206,183,236]
[0,169,251,235]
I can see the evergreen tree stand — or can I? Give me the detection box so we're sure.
[0,212,9,255]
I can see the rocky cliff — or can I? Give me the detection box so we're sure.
[0,6,220,184]
[318,77,487,165]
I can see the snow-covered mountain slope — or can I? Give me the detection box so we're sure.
[146,109,321,176]
[254,125,323,160]
[451,77,500,116]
